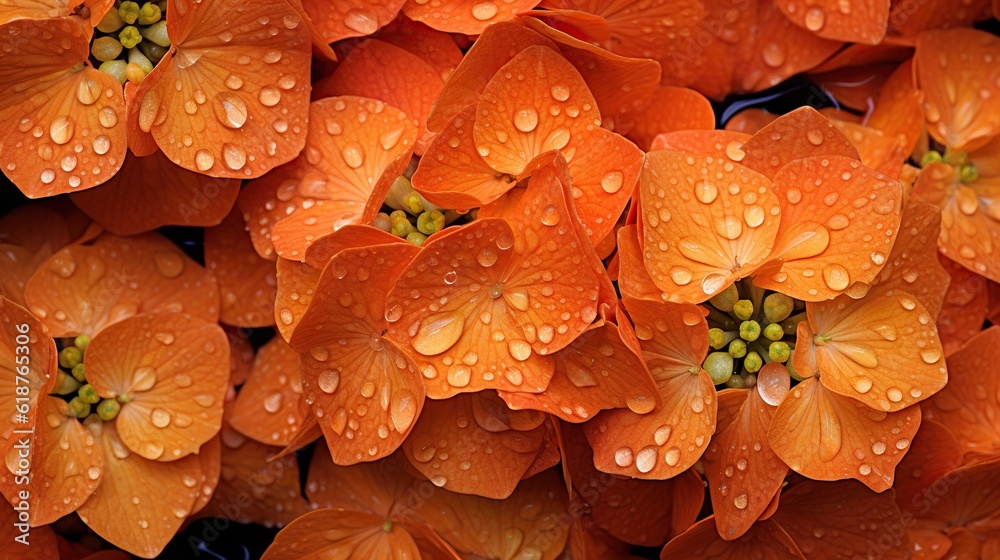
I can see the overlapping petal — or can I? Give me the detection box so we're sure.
[228,336,306,446]
[401,0,542,34]
[205,209,278,328]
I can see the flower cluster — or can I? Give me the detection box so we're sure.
[1,0,1000,559]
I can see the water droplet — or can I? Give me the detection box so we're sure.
[391,390,417,432]
[212,93,248,129]
[654,425,672,446]
[886,387,903,403]
[550,85,570,102]
[132,367,157,392]
[635,447,657,473]
[725,141,745,161]
[601,171,624,194]
[341,142,364,169]
[87,466,101,480]
[664,447,681,467]
[477,248,498,267]
[151,408,172,428]
[411,312,465,356]
[258,86,281,107]
[822,264,850,291]
[49,116,74,145]
[447,364,471,387]
[343,8,378,34]
[471,1,498,20]
[871,441,886,455]
[540,205,560,226]
[920,349,941,364]
[222,143,247,170]
[195,149,215,171]
[761,43,785,67]
[379,126,404,150]
[733,493,748,510]
[513,108,539,133]
[508,339,532,361]
[804,7,826,31]
[695,181,718,204]
[614,447,634,467]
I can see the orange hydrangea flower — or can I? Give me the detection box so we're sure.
[912,28,1000,282]
[0,0,317,198]
[0,232,228,557]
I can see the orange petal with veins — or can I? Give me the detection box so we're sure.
[376,17,464,83]
[624,87,716,151]
[205,210,278,328]
[703,388,787,541]
[426,21,555,134]
[923,326,1000,461]
[196,424,309,528]
[261,509,423,559]
[801,285,946,413]
[236,163,304,260]
[402,0,541,34]
[867,60,924,159]
[754,156,902,301]
[473,46,600,178]
[649,130,752,158]
[301,0,405,43]
[419,468,570,559]
[25,232,219,337]
[724,109,777,135]
[273,256,321,344]
[915,29,1000,152]
[616,225,669,302]
[0,18,126,197]
[870,202,949,319]
[387,170,602,397]
[229,336,306,446]
[0,396,102,526]
[660,517,805,559]
[411,104,518,209]
[267,96,418,261]
[769,377,921,492]
[138,0,312,178]
[305,443,423,518]
[71,151,239,236]
[519,16,661,134]
[537,0,704,86]
[772,478,911,559]
[563,423,702,546]
[893,419,963,516]
[303,224,406,270]
[829,118,909,178]
[85,312,228,460]
[189,435,221,516]
[403,392,548,499]
[936,257,990,357]
[499,306,659,422]
[918,457,1000,536]
[739,107,859,179]
[75,419,202,558]
[639,149,780,302]
[314,39,441,154]
[584,297,714,479]
[290,244,424,465]
[0,297,56,450]
[887,0,992,43]
[778,0,889,44]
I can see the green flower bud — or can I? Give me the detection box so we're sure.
[744,351,762,373]
[53,371,82,395]
[708,328,726,349]
[768,341,791,363]
[389,209,409,225]
[763,293,794,323]
[97,398,121,421]
[128,47,153,73]
[99,60,128,85]
[943,149,968,167]
[137,2,161,25]
[739,320,760,342]
[785,351,805,381]
[125,61,147,84]
[91,36,123,62]
[919,150,942,167]
[71,363,86,383]
[119,25,143,49]
[402,191,425,215]
[417,210,445,235]
[728,339,747,359]
[373,212,392,232]
[405,231,427,246]
[960,163,979,184]
[708,283,739,312]
[139,20,170,47]
[703,352,734,385]
[97,7,125,33]
[59,346,83,369]
[119,2,141,24]
[732,299,753,321]
[68,397,91,418]
[763,323,784,342]
[725,374,746,389]
[391,219,416,238]
[744,373,757,388]
[78,384,101,404]
[74,334,91,352]
[137,40,168,64]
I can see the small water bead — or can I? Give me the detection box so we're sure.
[601,171,624,194]
[513,108,539,133]
[614,447,634,467]
[471,1,498,20]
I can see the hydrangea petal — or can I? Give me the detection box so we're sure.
[401,0,542,34]
[660,517,804,559]
[229,336,306,446]
[85,312,229,461]
[204,210,278,328]
[301,0,405,43]
[0,18,126,197]
[778,0,889,44]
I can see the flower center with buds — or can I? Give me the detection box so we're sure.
[701,279,807,389]
[51,334,121,423]
[88,1,172,86]
[921,148,979,185]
